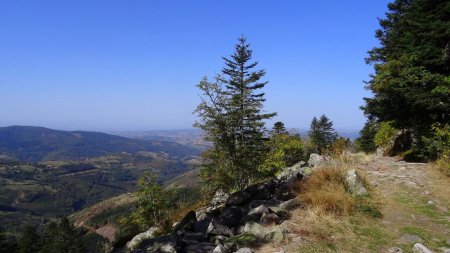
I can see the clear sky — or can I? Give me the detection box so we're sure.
[0,0,391,132]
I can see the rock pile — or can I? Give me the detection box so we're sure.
[125,154,337,253]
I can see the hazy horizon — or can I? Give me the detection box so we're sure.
[0,1,391,132]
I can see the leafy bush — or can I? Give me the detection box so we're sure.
[428,123,450,176]
[374,122,397,153]
[328,137,351,157]
[259,133,304,176]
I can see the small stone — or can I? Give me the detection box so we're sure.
[213,244,227,253]
[264,225,284,243]
[387,247,404,253]
[412,243,433,253]
[399,234,423,244]
[234,247,253,253]
[260,212,279,227]
[160,243,177,253]
[426,200,434,206]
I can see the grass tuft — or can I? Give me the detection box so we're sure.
[296,167,381,217]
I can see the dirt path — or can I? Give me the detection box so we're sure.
[258,154,450,253]
[363,155,450,252]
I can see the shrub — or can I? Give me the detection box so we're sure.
[374,122,397,153]
[259,133,304,176]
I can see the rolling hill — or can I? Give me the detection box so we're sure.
[0,126,200,162]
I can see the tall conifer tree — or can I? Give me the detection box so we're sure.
[195,37,276,191]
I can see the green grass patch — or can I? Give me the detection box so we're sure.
[394,193,440,218]
[295,241,336,253]
[400,226,449,250]
[354,223,389,251]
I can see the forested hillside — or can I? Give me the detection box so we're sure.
[0,126,200,162]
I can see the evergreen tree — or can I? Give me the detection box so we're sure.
[17,226,41,253]
[39,222,58,253]
[57,218,84,253]
[195,36,276,191]
[363,0,450,159]
[356,118,378,153]
[308,115,338,153]
[129,171,172,230]
[37,218,85,253]
[271,121,287,135]
[0,228,18,253]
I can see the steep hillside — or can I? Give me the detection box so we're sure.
[0,152,201,234]
[0,126,200,162]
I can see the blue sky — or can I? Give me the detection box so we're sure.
[0,0,390,132]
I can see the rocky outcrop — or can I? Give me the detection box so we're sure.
[124,159,311,253]
[307,153,329,167]
[126,227,159,252]
[345,169,369,197]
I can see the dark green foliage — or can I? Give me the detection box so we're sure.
[356,118,378,153]
[195,37,276,191]
[112,223,140,248]
[308,115,338,154]
[0,151,193,233]
[0,228,18,253]
[362,0,450,160]
[82,232,107,253]
[271,121,287,135]
[39,222,58,253]
[17,226,40,253]
[50,218,85,253]
[260,123,304,176]
[128,171,173,230]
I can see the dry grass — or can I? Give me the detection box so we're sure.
[296,167,363,215]
[433,156,450,177]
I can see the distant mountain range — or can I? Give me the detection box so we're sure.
[0,126,201,162]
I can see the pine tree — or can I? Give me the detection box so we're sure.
[271,121,287,135]
[363,0,450,159]
[308,115,338,153]
[17,226,41,253]
[38,222,58,253]
[356,118,378,153]
[57,217,85,253]
[195,36,276,191]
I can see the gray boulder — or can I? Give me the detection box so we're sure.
[218,206,242,227]
[345,169,369,196]
[245,205,269,221]
[242,222,267,240]
[126,226,159,252]
[211,189,230,208]
[207,220,234,237]
[172,211,197,237]
[260,212,279,227]
[307,153,327,167]
[412,243,434,253]
[264,225,284,243]
[279,197,301,211]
